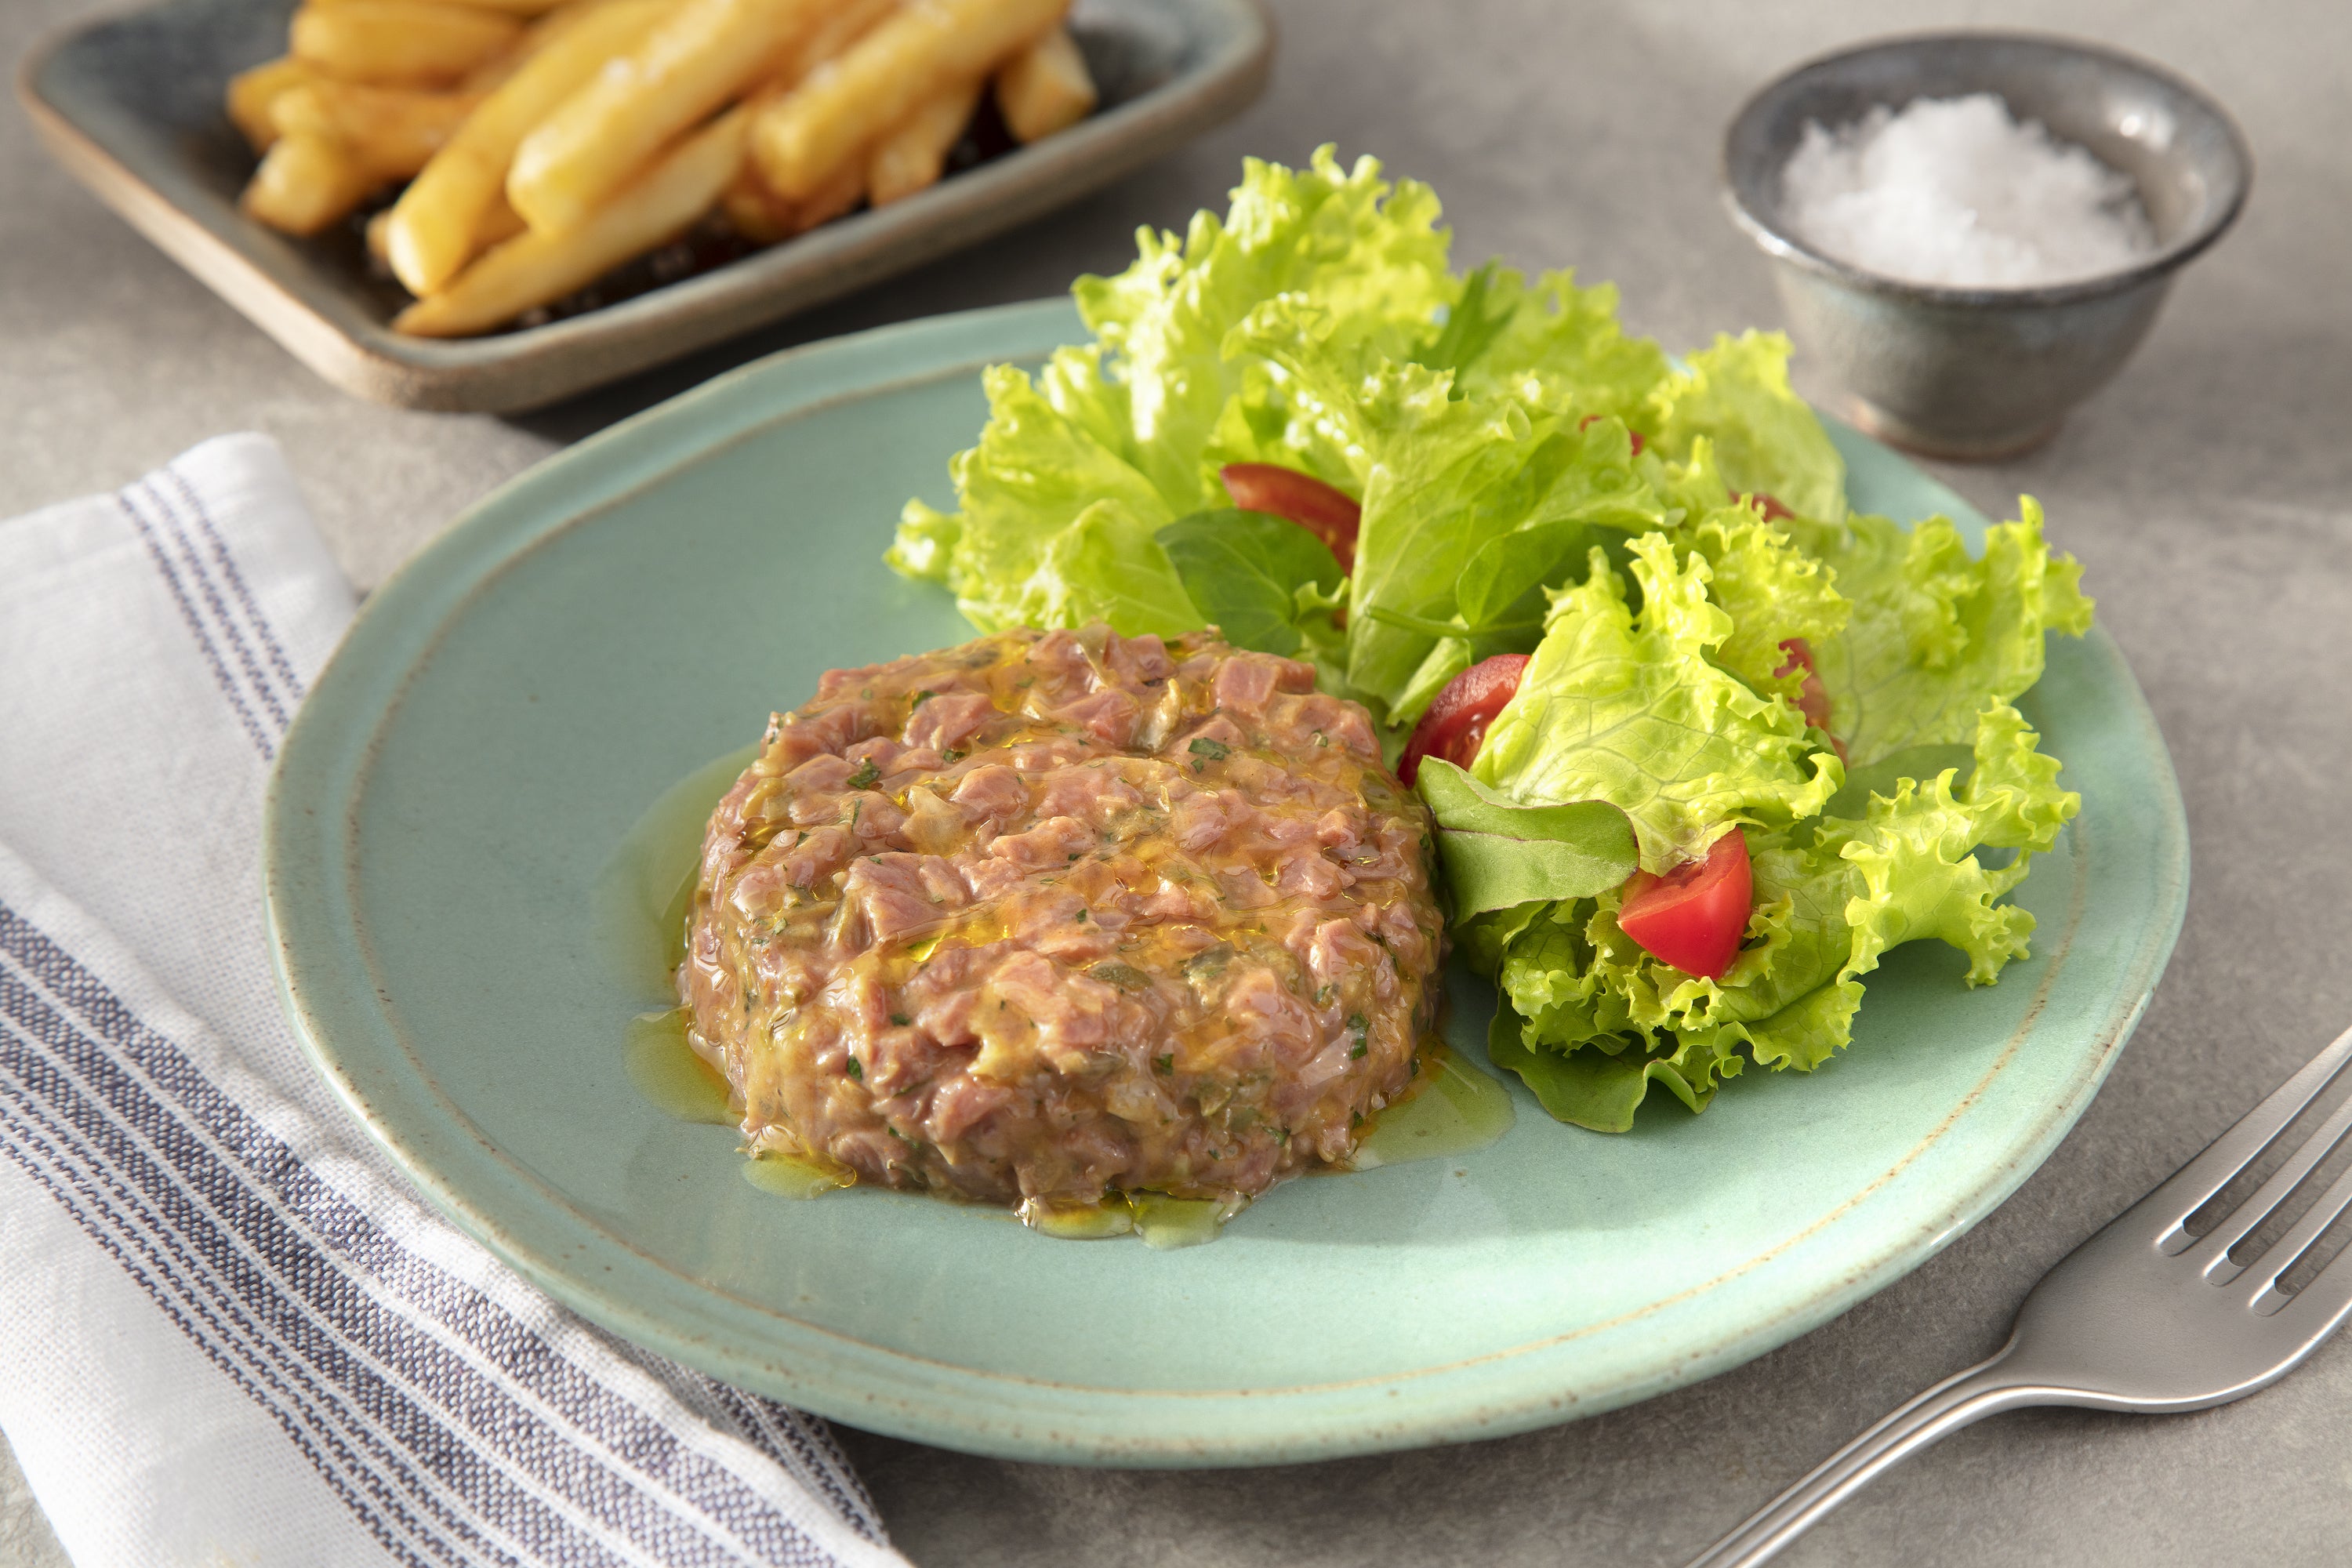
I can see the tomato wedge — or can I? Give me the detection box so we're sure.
[1578,413,1645,455]
[1219,464,1361,573]
[1750,492,1795,521]
[1396,653,1528,786]
[1617,829,1751,980]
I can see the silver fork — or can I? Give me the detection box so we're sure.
[1689,1022,2352,1568]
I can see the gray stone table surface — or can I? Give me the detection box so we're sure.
[5,0,2350,1563]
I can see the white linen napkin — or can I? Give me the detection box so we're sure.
[0,435,910,1568]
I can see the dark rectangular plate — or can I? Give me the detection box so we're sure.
[19,0,1270,411]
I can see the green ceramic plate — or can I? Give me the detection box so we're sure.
[265,299,2187,1466]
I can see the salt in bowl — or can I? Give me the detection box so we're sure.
[1722,32,2251,459]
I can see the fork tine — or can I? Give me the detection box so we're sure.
[2240,1156,2352,1311]
[2187,1085,2352,1270]
[2148,1023,2352,1241]
[2270,1217,2352,1334]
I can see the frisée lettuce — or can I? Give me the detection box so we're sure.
[886,147,2093,1131]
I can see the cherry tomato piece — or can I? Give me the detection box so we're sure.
[1617,829,1752,981]
[1396,653,1529,786]
[1578,413,1645,455]
[1773,637,1843,758]
[1219,464,1362,573]
[1751,492,1795,521]
[1774,637,1834,731]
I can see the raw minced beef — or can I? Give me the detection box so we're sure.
[677,622,1446,1210]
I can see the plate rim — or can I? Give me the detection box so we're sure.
[16,0,1273,412]
[264,297,2189,1465]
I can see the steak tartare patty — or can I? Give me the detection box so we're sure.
[677,622,1446,1210]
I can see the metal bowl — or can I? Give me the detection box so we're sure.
[1722,32,2251,459]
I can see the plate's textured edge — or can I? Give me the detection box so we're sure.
[266,300,2190,1465]
[18,0,1272,412]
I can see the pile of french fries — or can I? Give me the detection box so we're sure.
[227,0,1098,337]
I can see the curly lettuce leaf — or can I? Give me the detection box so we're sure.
[1472,534,1842,872]
[1440,266,1675,424]
[1219,298,1653,722]
[1077,147,1454,514]
[1647,331,1846,522]
[877,149,2093,1137]
[1337,395,1666,721]
[1795,498,2095,767]
[1671,488,1849,701]
[887,498,959,583]
[1485,701,2076,1129]
[886,358,1186,630]
[1197,281,1691,725]
[1026,499,1206,637]
[1200,359,1370,496]
[890,152,1857,710]
[891,149,1452,630]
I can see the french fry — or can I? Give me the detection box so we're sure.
[993,25,1094,143]
[391,190,527,257]
[471,0,655,84]
[322,0,575,13]
[784,158,865,234]
[710,0,893,248]
[866,78,981,207]
[386,0,666,295]
[506,0,833,235]
[772,0,901,88]
[458,40,524,94]
[289,2,523,87]
[725,151,863,241]
[227,56,310,153]
[269,82,481,180]
[721,166,796,245]
[397,107,747,336]
[474,193,531,249]
[752,0,1065,201]
[240,130,380,235]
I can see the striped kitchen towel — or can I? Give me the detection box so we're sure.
[0,435,909,1568]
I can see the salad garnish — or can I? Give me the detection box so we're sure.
[889,147,2094,1131]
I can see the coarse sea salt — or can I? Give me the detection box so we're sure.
[1780,93,2155,289]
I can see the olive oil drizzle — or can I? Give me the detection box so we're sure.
[623,1009,731,1126]
[1349,1043,1517,1170]
[597,743,759,997]
[742,1157,852,1200]
[1018,1191,1240,1248]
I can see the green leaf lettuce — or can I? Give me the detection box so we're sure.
[1790,498,2095,767]
[879,147,2091,1135]
[1486,701,2078,1130]
[1471,532,1843,872]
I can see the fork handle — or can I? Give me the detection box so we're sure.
[1685,1349,2051,1567]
